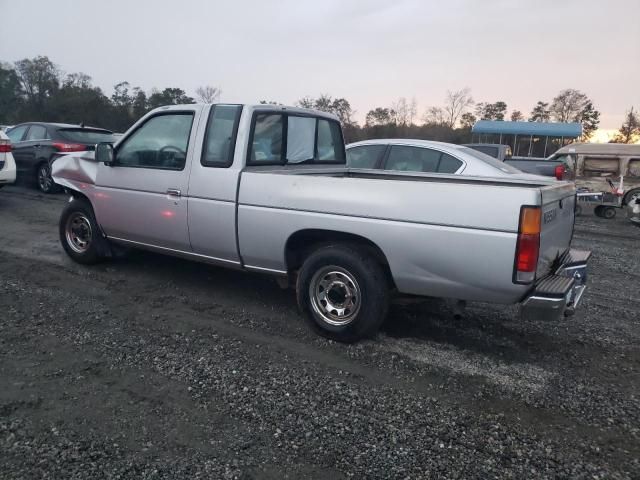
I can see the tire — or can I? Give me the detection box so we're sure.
[296,244,389,343]
[36,162,60,194]
[59,198,105,264]
[594,205,605,218]
[602,207,616,219]
[623,188,640,207]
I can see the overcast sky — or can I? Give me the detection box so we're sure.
[1,0,638,129]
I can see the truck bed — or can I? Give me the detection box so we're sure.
[237,166,576,303]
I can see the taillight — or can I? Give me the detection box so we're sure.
[52,142,87,152]
[514,206,541,283]
[0,143,11,153]
[554,164,565,181]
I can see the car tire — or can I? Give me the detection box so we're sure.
[602,207,616,219]
[296,244,389,343]
[623,188,640,207]
[36,162,60,194]
[59,198,105,265]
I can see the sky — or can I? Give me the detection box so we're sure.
[1,0,639,132]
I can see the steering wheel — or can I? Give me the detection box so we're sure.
[158,145,186,167]
[159,145,186,156]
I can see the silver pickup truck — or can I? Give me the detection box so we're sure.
[52,104,590,342]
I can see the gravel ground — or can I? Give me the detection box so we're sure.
[1,185,638,479]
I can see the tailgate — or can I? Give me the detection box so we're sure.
[537,182,576,277]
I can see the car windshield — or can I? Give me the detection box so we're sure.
[59,128,115,144]
[457,146,523,174]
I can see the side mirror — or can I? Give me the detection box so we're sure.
[96,142,114,166]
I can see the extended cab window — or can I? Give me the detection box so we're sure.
[116,113,193,170]
[249,113,344,165]
[201,105,242,167]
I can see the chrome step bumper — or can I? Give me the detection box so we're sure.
[521,249,591,322]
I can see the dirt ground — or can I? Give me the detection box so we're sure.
[1,184,638,479]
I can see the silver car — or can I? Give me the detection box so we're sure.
[346,139,539,178]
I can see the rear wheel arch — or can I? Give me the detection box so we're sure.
[284,229,396,289]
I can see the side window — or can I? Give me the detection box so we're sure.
[346,145,386,169]
[250,114,283,164]
[438,153,463,173]
[385,146,440,173]
[201,105,242,167]
[6,125,28,143]
[116,113,194,170]
[316,119,344,162]
[26,125,48,141]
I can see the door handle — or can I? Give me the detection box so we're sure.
[166,188,181,197]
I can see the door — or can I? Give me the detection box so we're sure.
[6,125,30,176]
[187,104,243,265]
[94,109,200,252]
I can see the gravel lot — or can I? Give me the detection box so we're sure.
[1,184,638,479]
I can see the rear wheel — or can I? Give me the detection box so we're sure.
[59,199,105,264]
[36,162,59,194]
[602,207,617,219]
[296,244,389,343]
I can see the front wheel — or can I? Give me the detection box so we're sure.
[59,199,105,264]
[296,244,389,343]
[37,162,59,194]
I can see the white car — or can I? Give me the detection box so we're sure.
[0,131,17,188]
[346,139,544,178]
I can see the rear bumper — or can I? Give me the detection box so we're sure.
[520,249,591,322]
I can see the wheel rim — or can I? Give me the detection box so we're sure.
[309,266,361,326]
[38,164,52,191]
[65,212,92,253]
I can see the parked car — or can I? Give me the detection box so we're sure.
[52,103,590,342]
[0,131,17,188]
[463,143,513,161]
[464,142,567,179]
[5,122,115,193]
[548,143,640,205]
[346,139,540,178]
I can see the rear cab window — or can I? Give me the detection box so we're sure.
[248,112,345,165]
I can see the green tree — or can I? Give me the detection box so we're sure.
[611,107,640,144]
[460,112,477,129]
[529,101,550,122]
[14,55,60,113]
[365,107,396,127]
[577,101,600,141]
[0,63,23,124]
[476,101,507,121]
[147,87,195,109]
[510,110,524,121]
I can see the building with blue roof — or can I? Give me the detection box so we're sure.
[471,120,583,158]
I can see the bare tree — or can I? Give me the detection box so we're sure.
[550,89,588,122]
[195,85,221,103]
[443,88,474,128]
[423,106,446,125]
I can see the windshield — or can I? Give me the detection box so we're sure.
[59,128,115,144]
[457,146,523,174]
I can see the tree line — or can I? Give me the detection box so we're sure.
[1,55,637,144]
